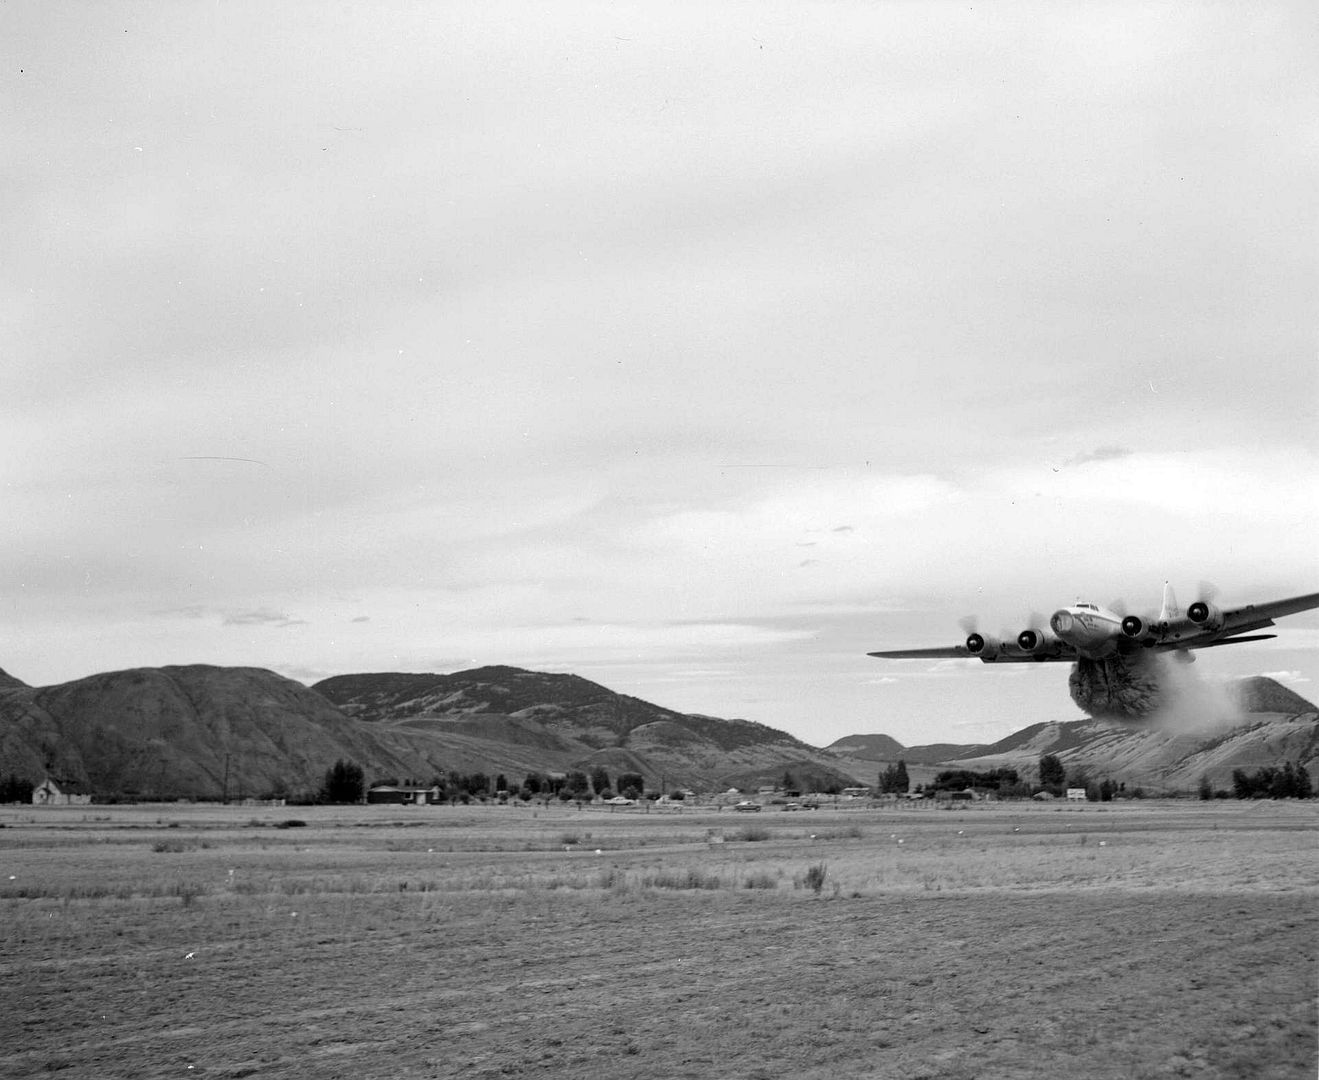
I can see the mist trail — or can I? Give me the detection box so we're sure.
[1069,651,1243,731]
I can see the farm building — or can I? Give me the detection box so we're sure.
[366,785,443,805]
[1066,788,1088,802]
[32,779,92,806]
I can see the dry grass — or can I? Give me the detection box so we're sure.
[1,800,1315,1079]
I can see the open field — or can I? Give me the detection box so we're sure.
[1,801,1315,1079]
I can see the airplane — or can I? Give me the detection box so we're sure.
[867,583,1319,665]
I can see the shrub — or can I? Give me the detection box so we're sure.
[733,824,770,842]
[803,861,828,896]
[643,868,724,890]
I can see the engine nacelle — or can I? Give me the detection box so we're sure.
[1017,627,1061,656]
[966,632,1001,658]
[1120,614,1146,638]
[1187,600,1224,632]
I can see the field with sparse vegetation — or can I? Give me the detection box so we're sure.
[1,800,1315,1079]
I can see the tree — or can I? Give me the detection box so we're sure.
[495,774,508,794]
[0,774,34,803]
[1038,754,1066,791]
[320,759,364,804]
[931,768,1018,793]
[590,767,611,796]
[1232,761,1315,799]
[879,760,910,794]
[1198,774,1213,801]
[617,772,644,799]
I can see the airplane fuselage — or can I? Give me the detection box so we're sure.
[1049,603,1124,659]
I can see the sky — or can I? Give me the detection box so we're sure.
[4,2,1317,746]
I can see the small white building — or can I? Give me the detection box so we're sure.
[1066,788,1088,802]
[32,779,92,806]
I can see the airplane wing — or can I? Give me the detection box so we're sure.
[867,645,1078,664]
[1197,634,1277,649]
[1219,592,1319,637]
[867,646,971,660]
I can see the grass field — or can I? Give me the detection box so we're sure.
[1,800,1315,1079]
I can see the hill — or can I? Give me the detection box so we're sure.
[0,664,858,799]
[826,677,1318,793]
[313,666,857,792]
[824,733,906,762]
[0,665,426,800]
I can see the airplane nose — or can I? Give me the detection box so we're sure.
[1050,611,1072,635]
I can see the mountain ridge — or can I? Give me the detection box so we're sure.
[2,663,1313,799]
[0,663,856,798]
[826,676,1318,790]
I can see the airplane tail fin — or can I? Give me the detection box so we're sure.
[1159,581,1180,622]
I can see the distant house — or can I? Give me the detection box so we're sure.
[1066,788,1088,802]
[367,785,443,805]
[841,787,872,799]
[32,779,92,806]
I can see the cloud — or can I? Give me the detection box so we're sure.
[923,659,980,675]
[1,3,1313,743]
[1063,445,1133,467]
[221,609,306,628]
[155,605,210,620]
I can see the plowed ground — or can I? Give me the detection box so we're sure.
[1,801,1314,1079]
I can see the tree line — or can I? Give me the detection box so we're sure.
[1225,762,1313,800]
[314,754,1317,805]
[317,760,654,805]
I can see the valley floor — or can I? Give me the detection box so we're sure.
[1,801,1315,1079]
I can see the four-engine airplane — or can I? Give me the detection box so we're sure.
[867,584,1319,665]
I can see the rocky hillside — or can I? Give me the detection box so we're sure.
[827,677,1318,793]
[0,666,426,800]
[0,664,857,799]
[313,666,857,792]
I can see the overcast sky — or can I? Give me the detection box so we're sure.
[4,3,1316,746]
